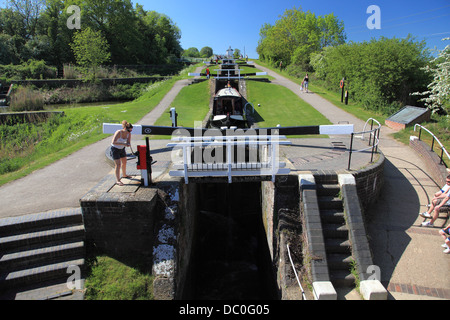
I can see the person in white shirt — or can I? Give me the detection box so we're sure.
[420,175,450,227]
[111,120,133,186]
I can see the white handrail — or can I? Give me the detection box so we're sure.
[355,118,381,138]
[286,244,307,300]
[414,123,450,163]
[352,118,381,154]
[348,118,382,169]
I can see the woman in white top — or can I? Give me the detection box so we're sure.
[111,120,133,186]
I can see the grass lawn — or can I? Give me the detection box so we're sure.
[253,59,387,124]
[84,255,154,300]
[246,80,331,137]
[153,80,210,128]
[0,77,180,186]
[253,59,449,160]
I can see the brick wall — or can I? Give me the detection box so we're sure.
[353,152,385,216]
[80,183,162,264]
[409,136,448,186]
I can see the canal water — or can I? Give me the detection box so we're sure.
[192,182,278,300]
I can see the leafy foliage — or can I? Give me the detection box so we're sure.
[412,38,450,114]
[70,27,110,80]
[310,36,431,113]
[0,0,185,66]
[257,7,346,70]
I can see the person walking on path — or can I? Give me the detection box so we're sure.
[303,73,309,93]
[419,175,450,227]
[111,120,133,186]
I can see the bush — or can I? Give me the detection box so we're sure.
[10,86,44,111]
[309,37,431,114]
[109,83,147,100]
[0,59,56,80]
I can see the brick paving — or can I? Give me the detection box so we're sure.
[386,282,450,299]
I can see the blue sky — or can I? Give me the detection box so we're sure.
[1,0,448,58]
[135,0,450,58]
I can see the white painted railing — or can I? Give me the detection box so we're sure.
[168,135,291,183]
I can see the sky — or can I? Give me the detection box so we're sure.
[0,0,448,58]
[134,0,450,58]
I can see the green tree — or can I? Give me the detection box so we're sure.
[5,0,45,39]
[310,36,431,113]
[71,0,140,64]
[257,7,346,70]
[200,46,213,58]
[182,47,200,58]
[70,27,110,80]
[233,48,241,59]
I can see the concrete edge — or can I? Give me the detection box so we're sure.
[312,281,337,300]
[298,174,331,285]
[360,280,388,300]
[338,174,388,300]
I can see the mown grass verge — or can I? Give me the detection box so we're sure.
[0,76,180,186]
[254,59,449,162]
[84,255,154,300]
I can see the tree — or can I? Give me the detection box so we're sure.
[233,48,241,59]
[70,27,110,80]
[200,46,213,58]
[71,0,141,64]
[413,38,450,114]
[310,36,431,112]
[257,7,346,70]
[6,0,45,39]
[1,0,183,66]
[182,47,200,58]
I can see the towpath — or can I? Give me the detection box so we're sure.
[0,70,201,218]
[255,63,450,300]
[0,63,448,300]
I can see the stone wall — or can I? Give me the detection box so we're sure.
[10,77,167,89]
[173,181,199,299]
[261,176,304,300]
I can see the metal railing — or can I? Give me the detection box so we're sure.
[286,244,307,300]
[348,118,382,170]
[414,123,450,165]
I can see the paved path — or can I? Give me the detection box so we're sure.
[0,72,201,218]
[256,63,450,300]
